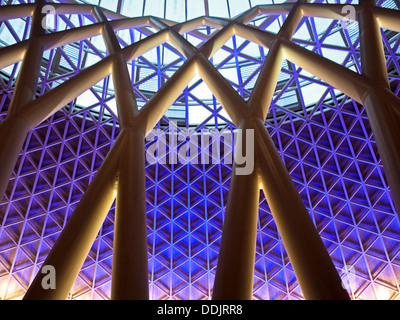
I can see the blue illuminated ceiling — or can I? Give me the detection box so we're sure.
[0,0,400,300]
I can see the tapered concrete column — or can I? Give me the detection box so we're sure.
[23,133,125,300]
[7,41,44,116]
[111,53,138,127]
[0,117,31,208]
[254,118,349,300]
[362,87,400,215]
[358,1,400,215]
[212,120,260,300]
[111,129,149,300]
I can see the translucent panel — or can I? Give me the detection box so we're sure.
[321,47,349,65]
[228,0,250,18]
[90,35,107,53]
[166,0,186,22]
[76,88,100,107]
[0,23,18,46]
[219,67,239,85]
[301,83,328,106]
[7,18,28,42]
[188,75,213,100]
[143,0,165,18]
[208,0,229,18]
[99,0,118,12]
[293,21,312,41]
[250,0,273,5]
[188,104,212,124]
[84,52,102,68]
[121,0,144,17]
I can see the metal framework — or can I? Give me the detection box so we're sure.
[0,0,400,300]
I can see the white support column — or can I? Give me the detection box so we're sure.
[359,0,400,216]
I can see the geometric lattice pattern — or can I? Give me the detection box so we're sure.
[1,0,400,300]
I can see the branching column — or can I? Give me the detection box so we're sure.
[254,119,349,300]
[209,1,349,300]
[22,17,198,299]
[359,0,400,215]
[24,5,151,300]
[94,7,149,300]
[112,129,148,299]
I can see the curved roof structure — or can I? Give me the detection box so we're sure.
[0,0,400,300]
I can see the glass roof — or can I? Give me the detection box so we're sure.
[0,0,399,127]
